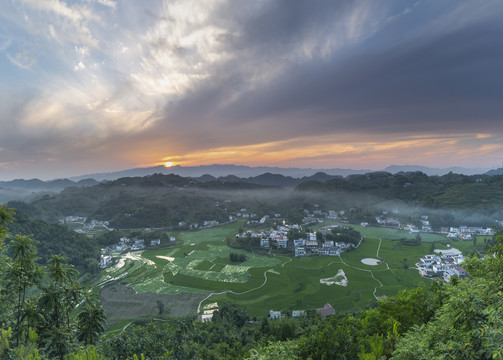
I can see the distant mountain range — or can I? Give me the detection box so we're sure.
[0,164,495,195]
[68,164,371,181]
[0,178,99,192]
[68,164,492,182]
[485,167,503,176]
[0,178,100,203]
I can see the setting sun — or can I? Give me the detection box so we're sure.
[164,162,174,167]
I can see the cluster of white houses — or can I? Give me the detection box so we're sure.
[442,226,494,240]
[268,303,335,319]
[99,235,176,268]
[237,224,356,257]
[416,253,467,282]
[376,213,494,239]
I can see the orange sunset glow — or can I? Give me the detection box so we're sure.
[0,0,501,180]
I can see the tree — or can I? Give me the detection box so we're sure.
[38,255,82,359]
[5,235,42,346]
[1,205,107,358]
[393,233,503,359]
[76,298,106,345]
[157,300,165,316]
[0,205,15,319]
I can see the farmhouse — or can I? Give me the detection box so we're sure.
[295,247,307,257]
[99,255,113,268]
[316,303,335,318]
[292,310,306,318]
[131,239,145,251]
[276,236,289,248]
[294,239,306,247]
[269,310,282,319]
[198,309,216,322]
[322,241,334,248]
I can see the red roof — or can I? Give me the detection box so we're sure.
[316,303,335,317]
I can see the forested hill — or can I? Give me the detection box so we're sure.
[6,210,99,275]
[6,171,503,230]
[296,171,503,213]
[6,174,279,228]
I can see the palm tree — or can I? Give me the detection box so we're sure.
[6,235,41,346]
[38,255,83,359]
[77,300,106,345]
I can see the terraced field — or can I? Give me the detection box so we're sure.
[97,221,476,323]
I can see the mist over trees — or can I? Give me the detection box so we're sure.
[2,169,503,358]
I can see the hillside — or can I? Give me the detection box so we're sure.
[5,172,503,232]
[296,171,503,216]
[6,210,99,275]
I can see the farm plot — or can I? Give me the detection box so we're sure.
[212,257,382,316]
[181,261,251,283]
[100,221,443,321]
[101,284,206,326]
[338,223,447,243]
[320,269,348,286]
[178,221,243,245]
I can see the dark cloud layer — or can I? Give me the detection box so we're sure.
[160,1,503,144]
[0,0,502,179]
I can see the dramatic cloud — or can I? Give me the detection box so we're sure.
[0,0,502,179]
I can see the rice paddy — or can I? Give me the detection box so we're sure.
[98,221,474,321]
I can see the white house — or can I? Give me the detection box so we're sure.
[295,247,307,257]
[99,255,113,268]
[269,310,282,319]
[276,237,288,248]
[294,239,306,247]
[322,241,334,248]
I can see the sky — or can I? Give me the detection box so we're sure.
[0,0,502,180]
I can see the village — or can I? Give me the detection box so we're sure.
[99,235,176,268]
[416,250,467,282]
[236,223,357,257]
[91,204,494,270]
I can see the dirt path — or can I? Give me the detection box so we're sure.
[197,268,276,313]
[338,254,384,300]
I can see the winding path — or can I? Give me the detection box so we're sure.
[338,254,384,300]
[197,268,277,313]
[376,238,383,258]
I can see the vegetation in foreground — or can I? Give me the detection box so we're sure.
[2,202,503,359]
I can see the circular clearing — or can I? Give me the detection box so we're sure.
[361,258,381,265]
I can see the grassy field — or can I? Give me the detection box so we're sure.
[98,221,478,323]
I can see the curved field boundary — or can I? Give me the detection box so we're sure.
[376,238,383,258]
[337,254,384,300]
[197,268,277,313]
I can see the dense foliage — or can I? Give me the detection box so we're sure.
[6,210,99,275]
[2,169,503,358]
[8,172,502,232]
[0,204,106,359]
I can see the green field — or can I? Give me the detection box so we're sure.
[98,221,476,322]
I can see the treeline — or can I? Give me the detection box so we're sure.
[297,171,503,215]
[6,209,99,275]
[0,204,106,359]
[2,204,503,358]
[7,171,503,231]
